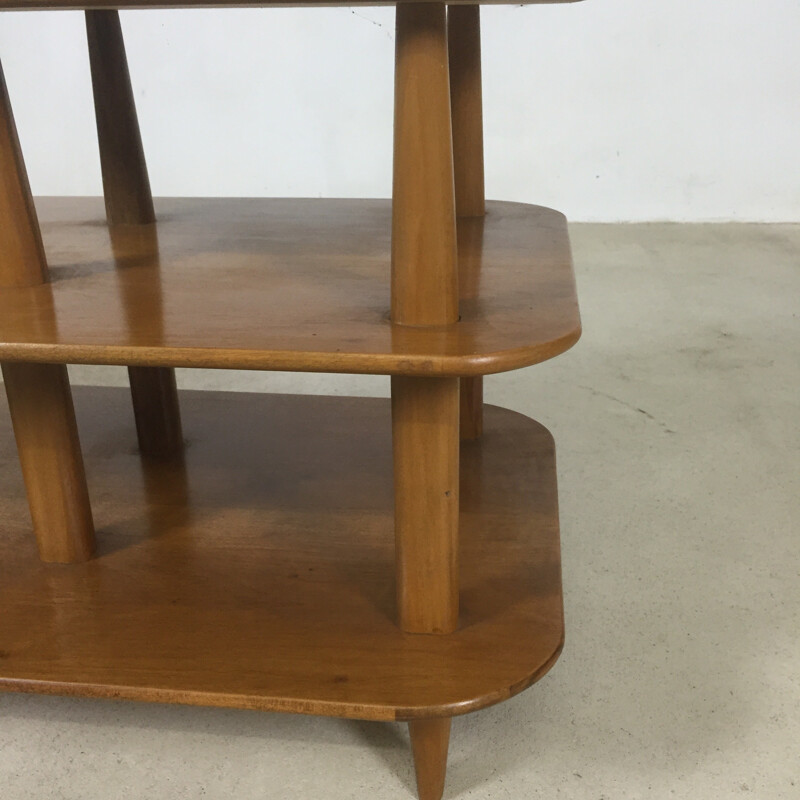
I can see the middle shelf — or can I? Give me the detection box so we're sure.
[0,197,580,376]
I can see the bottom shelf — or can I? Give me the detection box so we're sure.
[0,388,564,721]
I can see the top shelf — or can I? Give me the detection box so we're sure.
[0,197,580,377]
[0,0,583,10]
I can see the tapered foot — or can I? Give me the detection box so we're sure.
[409,718,451,800]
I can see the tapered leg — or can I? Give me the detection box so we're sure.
[2,364,95,563]
[392,6,458,796]
[409,718,451,800]
[86,10,183,457]
[392,1,460,635]
[448,5,486,440]
[0,61,46,289]
[392,2,459,328]
[0,60,95,563]
[448,6,485,220]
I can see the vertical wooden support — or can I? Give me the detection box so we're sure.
[392,0,459,635]
[126,367,183,458]
[448,5,485,219]
[392,6,457,799]
[392,3,459,328]
[0,70,47,289]
[86,10,183,458]
[449,5,485,440]
[392,375,460,635]
[0,61,95,563]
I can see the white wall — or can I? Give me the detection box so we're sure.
[0,1,798,222]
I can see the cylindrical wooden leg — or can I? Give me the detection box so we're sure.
[392,2,459,327]
[1,59,95,563]
[2,363,95,563]
[449,5,486,439]
[409,718,451,800]
[392,8,459,793]
[127,366,183,458]
[86,10,183,457]
[459,374,483,440]
[392,3,460,634]
[392,376,460,635]
[448,5,485,220]
[0,61,47,288]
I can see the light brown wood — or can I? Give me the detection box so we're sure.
[392,376,460,634]
[0,3,582,795]
[1,363,95,563]
[86,10,183,457]
[409,718,451,800]
[392,2,458,327]
[391,10,461,789]
[0,198,581,376]
[448,5,485,219]
[0,61,47,288]
[448,5,486,438]
[0,59,95,564]
[85,10,155,226]
[0,0,584,10]
[0,388,564,719]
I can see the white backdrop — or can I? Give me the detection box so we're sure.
[0,0,798,222]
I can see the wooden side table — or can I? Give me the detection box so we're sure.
[0,3,583,798]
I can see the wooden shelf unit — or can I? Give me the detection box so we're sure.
[0,4,583,800]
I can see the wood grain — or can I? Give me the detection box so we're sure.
[86,10,184,457]
[448,5,485,219]
[0,198,581,375]
[0,364,95,563]
[392,2,458,327]
[409,718,452,800]
[0,387,565,720]
[392,376,460,634]
[449,4,486,438]
[0,59,95,564]
[392,10,462,789]
[85,10,155,226]
[0,61,46,288]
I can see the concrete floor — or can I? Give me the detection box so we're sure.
[0,224,797,799]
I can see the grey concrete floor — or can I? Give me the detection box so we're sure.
[1,223,798,799]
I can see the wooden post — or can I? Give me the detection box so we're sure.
[86,10,183,458]
[409,718,452,800]
[392,374,460,635]
[449,5,485,440]
[392,5,458,799]
[392,3,459,328]
[0,61,95,563]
